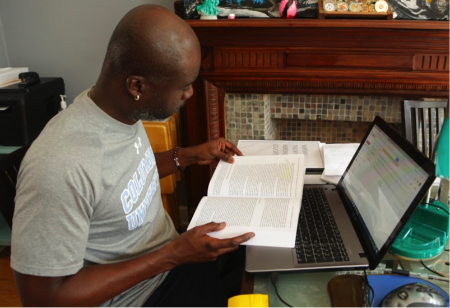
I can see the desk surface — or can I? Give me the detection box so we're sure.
[243,251,449,307]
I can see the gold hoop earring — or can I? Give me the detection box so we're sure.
[135,95,140,101]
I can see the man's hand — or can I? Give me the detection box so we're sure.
[154,138,242,179]
[14,223,253,307]
[165,222,254,265]
[192,138,243,165]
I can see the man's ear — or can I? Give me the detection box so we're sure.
[125,76,149,99]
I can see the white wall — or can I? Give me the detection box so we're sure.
[0,15,8,67]
[0,0,175,102]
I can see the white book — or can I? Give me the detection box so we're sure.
[187,155,305,248]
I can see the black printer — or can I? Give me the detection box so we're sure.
[0,75,64,146]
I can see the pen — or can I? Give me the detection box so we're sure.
[384,268,450,282]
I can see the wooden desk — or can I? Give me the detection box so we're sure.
[240,251,449,306]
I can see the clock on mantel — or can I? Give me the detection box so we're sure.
[173,0,449,218]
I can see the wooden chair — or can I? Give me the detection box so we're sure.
[0,145,30,229]
[142,113,182,230]
[401,100,448,158]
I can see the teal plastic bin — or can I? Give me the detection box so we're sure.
[390,201,449,260]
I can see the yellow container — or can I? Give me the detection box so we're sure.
[228,294,269,307]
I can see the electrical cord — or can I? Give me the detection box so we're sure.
[364,269,376,307]
[420,259,445,277]
[270,272,293,307]
[433,260,450,277]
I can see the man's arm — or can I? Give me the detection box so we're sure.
[15,222,254,307]
[155,138,243,179]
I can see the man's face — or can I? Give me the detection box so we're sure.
[128,47,201,122]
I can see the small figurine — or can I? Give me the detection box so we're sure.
[197,0,220,20]
[279,0,297,18]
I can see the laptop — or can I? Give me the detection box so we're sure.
[246,116,436,273]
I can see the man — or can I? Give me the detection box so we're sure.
[11,5,254,307]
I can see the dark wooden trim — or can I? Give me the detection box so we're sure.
[204,80,220,141]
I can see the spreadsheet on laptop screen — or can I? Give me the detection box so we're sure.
[341,125,429,253]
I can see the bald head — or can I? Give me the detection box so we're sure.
[102,5,199,86]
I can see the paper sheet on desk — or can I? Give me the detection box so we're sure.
[0,67,28,87]
[320,144,340,184]
[323,143,359,176]
[320,143,359,184]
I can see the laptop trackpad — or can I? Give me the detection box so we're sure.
[246,246,295,273]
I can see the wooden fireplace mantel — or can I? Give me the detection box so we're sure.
[187,19,449,98]
[174,3,449,217]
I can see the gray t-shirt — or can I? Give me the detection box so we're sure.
[11,89,179,306]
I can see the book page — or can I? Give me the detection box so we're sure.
[208,155,305,199]
[187,196,302,247]
[237,140,323,168]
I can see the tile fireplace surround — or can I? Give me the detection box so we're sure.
[173,3,449,216]
[225,93,406,145]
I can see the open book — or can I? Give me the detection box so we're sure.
[187,155,305,248]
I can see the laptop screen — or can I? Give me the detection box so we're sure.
[338,118,435,263]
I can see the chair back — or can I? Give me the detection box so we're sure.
[0,145,30,229]
[401,100,448,158]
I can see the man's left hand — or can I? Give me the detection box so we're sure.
[192,138,243,165]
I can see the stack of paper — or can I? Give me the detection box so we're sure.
[0,67,28,87]
[320,143,359,184]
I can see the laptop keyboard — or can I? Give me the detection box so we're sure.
[295,188,350,264]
